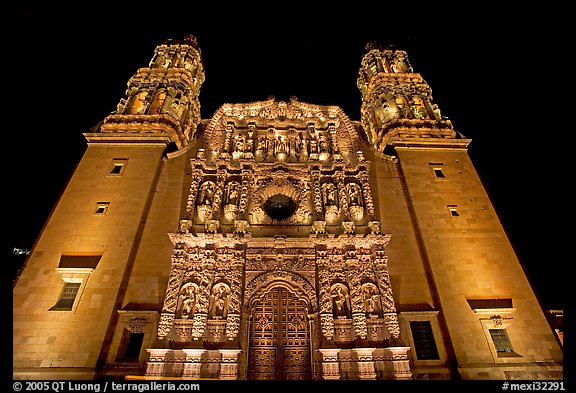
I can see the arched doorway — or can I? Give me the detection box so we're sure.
[248,285,311,380]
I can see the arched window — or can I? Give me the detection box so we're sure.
[128,91,148,114]
[148,90,167,114]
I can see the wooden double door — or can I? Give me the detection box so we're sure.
[248,286,311,380]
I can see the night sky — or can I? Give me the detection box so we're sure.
[7,10,566,314]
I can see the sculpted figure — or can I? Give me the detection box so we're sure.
[256,136,267,156]
[198,181,216,206]
[177,283,198,319]
[323,182,338,207]
[347,183,363,206]
[331,284,351,318]
[362,283,383,317]
[318,133,330,153]
[297,132,309,155]
[234,135,245,153]
[209,283,230,319]
[225,181,240,206]
[275,136,287,155]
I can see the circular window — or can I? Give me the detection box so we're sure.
[263,194,298,221]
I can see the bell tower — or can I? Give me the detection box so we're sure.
[357,42,455,152]
[13,35,205,380]
[102,34,204,148]
[358,43,563,379]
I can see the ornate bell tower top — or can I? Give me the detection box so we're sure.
[357,42,459,153]
[86,34,205,149]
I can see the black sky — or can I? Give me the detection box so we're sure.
[6,10,566,312]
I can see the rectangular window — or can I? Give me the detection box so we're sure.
[94,202,110,215]
[110,163,123,175]
[447,205,460,217]
[50,282,81,311]
[109,159,128,176]
[116,330,144,362]
[429,163,446,178]
[434,168,445,178]
[410,321,440,360]
[489,329,513,353]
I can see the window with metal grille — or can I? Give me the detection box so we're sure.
[410,321,440,360]
[51,282,81,311]
[489,328,513,353]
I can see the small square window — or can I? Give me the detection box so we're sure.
[429,163,446,179]
[448,205,460,217]
[109,159,128,176]
[110,164,123,175]
[94,202,110,215]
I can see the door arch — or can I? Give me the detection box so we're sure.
[248,284,311,380]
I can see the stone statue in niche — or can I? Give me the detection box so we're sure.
[323,182,339,224]
[223,181,240,221]
[225,181,240,206]
[309,136,318,155]
[318,133,330,153]
[275,136,287,155]
[331,283,351,319]
[347,182,364,222]
[256,136,268,158]
[197,181,216,206]
[323,182,338,207]
[297,132,309,157]
[209,283,230,319]
[234,134,246,153]
[361,283,383,318]
[347,183,363,206]
[176,282,198,319]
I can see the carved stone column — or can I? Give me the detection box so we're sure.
[345,256,367,341]
[211,169,227,222]
[221,122,234,158]
[311,170,323,219]
[372,246,401,340]
[335,171,349,221]
[185,168,202,220]
[239,168,252,219]
[157,243,187,340]
[225,254,244,341]
[360,170,376,221]
[316,249,334,341]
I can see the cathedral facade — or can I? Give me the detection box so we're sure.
[13,35,563,380]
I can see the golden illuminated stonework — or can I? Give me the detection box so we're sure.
[12,35,562,381]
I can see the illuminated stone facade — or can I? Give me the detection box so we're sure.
[13,36,562,380]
